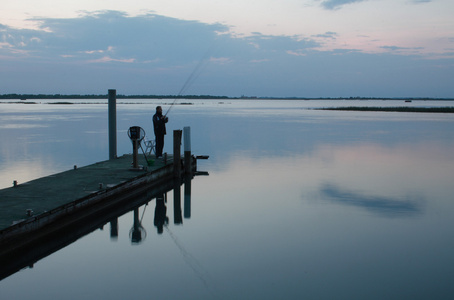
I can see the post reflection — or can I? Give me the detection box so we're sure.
[130,207,147,244]
[110,218,118,240]
[154,193,169,234]
[184,174,191,219]
[174,180,183,225]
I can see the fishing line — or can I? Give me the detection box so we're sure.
[177,48,212,96]
[164,225,220,298]
[164,46,215,117]
[140,203,147,223]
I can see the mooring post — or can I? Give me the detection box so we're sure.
[108,89,117,160]
[132,139,139,168]
[173,130,182,178]
[183,126,192,174]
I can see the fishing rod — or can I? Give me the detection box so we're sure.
[164,47,214,117]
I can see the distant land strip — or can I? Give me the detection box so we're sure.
[318,107,454,113]
[0,94,229,100]
[1,94,454,100]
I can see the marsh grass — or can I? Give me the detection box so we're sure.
[319,107,454,113]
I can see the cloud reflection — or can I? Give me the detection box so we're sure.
[319,183,423,217]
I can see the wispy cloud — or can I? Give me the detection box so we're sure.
[86,56,135,63]
[209,57,232,64]
[320,0,368,10]
[319,0,432,10]
[312,32,338,39]
[250,58,270,63]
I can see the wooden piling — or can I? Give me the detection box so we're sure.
[108,89,117,160]
[173,130,182,178]
[183,126,192,174]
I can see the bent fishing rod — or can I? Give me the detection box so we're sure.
[164,48,213,117]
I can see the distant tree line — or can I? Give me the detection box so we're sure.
[0,94,230,100]
[0,94,453,100]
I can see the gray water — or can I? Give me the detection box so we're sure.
[1,99,454,299]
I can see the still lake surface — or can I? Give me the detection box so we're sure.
[1,99,454,299]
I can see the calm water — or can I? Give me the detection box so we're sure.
[1,99,454,299]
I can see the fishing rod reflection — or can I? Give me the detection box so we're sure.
[111,174,194,244]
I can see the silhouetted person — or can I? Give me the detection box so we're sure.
[154,194,169,234]
[153,106,168,158]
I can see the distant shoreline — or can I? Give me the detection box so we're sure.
[0,94,453,101]
[318,107,454,113]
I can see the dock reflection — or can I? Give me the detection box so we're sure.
[0,173,198,280]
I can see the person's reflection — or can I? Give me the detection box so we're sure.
[154,193,169,234]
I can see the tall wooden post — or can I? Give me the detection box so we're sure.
[108,89,117,160]
[173,130,182,178]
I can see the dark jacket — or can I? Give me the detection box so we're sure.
[153,113,168,136]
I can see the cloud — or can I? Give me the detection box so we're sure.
[250,59,270,63]
[320,0,368,10]
[319,0,431,10]
[209,57,232,64]
[86,56,136,63]
[312,32,338,39]
[0,10,453,97]
[380,45,425,55]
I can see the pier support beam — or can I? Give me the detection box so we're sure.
[108,89,117,160]
[173,130,182,178]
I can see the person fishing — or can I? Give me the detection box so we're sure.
[152,106,168,158]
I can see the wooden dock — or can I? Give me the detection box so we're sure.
[0,154,178,229]
[0,151,201,278]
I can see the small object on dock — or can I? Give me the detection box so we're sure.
[196,155,209,160]
[13,180,17,187]
[194,171,209,176]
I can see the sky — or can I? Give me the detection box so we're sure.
[1,0,453,98]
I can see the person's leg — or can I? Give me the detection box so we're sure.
[156,135,164,157]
